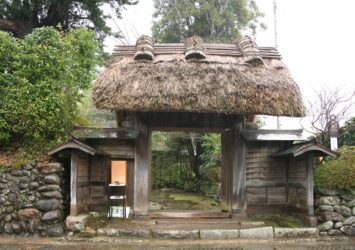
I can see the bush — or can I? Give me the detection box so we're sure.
[315,146,355,190]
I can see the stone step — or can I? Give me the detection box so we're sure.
[96,227,318,240]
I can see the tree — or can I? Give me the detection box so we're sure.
[302,86,355,146]
[339,117,355,147]
[152,0,265,43]
[0,27,102,149]
[0,0,137,39]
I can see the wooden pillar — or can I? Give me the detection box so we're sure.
[70,151,79,216]
[221,117,247,214]
[306,153,315,216]
[133,113,151,217]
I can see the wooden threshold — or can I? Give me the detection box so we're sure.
[149,211,231,219]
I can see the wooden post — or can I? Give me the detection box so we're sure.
[306,153,315,216]
[221,117,247,214]
[133,113,151,217]
[70,151,79,216]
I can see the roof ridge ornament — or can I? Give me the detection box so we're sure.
[237,36,264,65]
[133,35,155,61]
[184,36,206,60]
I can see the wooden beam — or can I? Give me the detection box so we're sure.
[306,153,315,216]
[70,151,79,216]
[133,113,151,217]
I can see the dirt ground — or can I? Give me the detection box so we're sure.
[0,236,355,250]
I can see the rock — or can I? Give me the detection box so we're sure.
[11,213,18,220]
[239,227,273,239]
[66,215,89,232]
[320,212,344,222]
[28,196,36,202]
[319,232,328,237]
[38,185,60,192]
[28,220,38,234]
[4,222,13,234]
[343,216,355,225]
[319,205,334,212]
[0,195,6,204]
[43,175,60,185]
[353,206,355,215]
[41,210,63,221]
[39,163,62,174]
[318,196,340,206]
[318,189,339,196]
[5,206,14,213]
[328,229,342,236]
[3,214,12,222]
[46,224,64,237]
[29,182,40,190]
[151,229,199,239]
[7,192,17,202]
[20,221,28,232]
[318,221,333,231]
[3,189,10,195]
[334,222,343,228]
[12,221,21,234]
[200,229,239,239]
[23,164,33,170]
[41,191,62,199]
[19,183,29,189]
[35,199,62,212]
[348,199,355,207]
[11,170,23,177]
[18,208,40,220]
[274,228,318,238]
[0,183,7,189]
[13,200,22,210]
[340,194,353,202]
[22,203,33,209]
[340,226,355,236]
[334,205,352,217]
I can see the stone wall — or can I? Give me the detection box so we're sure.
[0,162,67,236]
[316,189,355,236]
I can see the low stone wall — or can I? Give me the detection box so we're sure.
[316,189,355,236]
[0,162,67,236]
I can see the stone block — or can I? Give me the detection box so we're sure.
[97,228,120,237]
[35,199,62,212]
[239,227,273,239]
[274,228,318,238]
[343,216,355,225]
[340,226,355,236]
[318,196,340,206]
[328,229,342,236]
[46,224,64,237]
[348,199,355,207]
[319,205,334,212]
[119,229,150,238]
[17,208,40,220]
[320,212,343,222]
[66,214,89,232]
[151,229,199,239]
[334,205,352,217]
[200,229,239,239]
[38,163,63,174]
[318,221,333,231]
[42,209,63,221]
[43,175,60,185]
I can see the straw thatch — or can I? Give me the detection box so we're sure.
[93,36,304,117]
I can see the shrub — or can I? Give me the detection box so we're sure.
[315,146,355,190]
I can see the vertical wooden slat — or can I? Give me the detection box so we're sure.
[70,151,78,216]
[306,153,314,216]
[133,112,151,216]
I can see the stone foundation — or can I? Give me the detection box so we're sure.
[0,162,67,236]
[316,189,355,236]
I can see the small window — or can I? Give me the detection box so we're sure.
[111,160,127,184]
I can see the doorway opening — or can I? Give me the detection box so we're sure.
[150,131,222,212]
[111,160,127,184]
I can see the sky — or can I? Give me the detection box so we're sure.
[104,0,355,130]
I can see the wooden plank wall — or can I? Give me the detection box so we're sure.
[87,138,135,159]
[76,151,90,213]
[287,155,307,210]
[246,141,289,206]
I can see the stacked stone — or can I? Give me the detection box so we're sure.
[316,189,355,236]
[0,162,65,237]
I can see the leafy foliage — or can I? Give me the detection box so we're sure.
[315,146,355,190]
[0,27,102,151]
[0,0,137,40]
[339,117,355,147]
[152,0,265,43]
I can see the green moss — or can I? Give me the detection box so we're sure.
[252,213,306,228]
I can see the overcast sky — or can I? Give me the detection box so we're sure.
[104,0,355,129]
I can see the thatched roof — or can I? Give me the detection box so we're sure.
[93,36,304,117]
